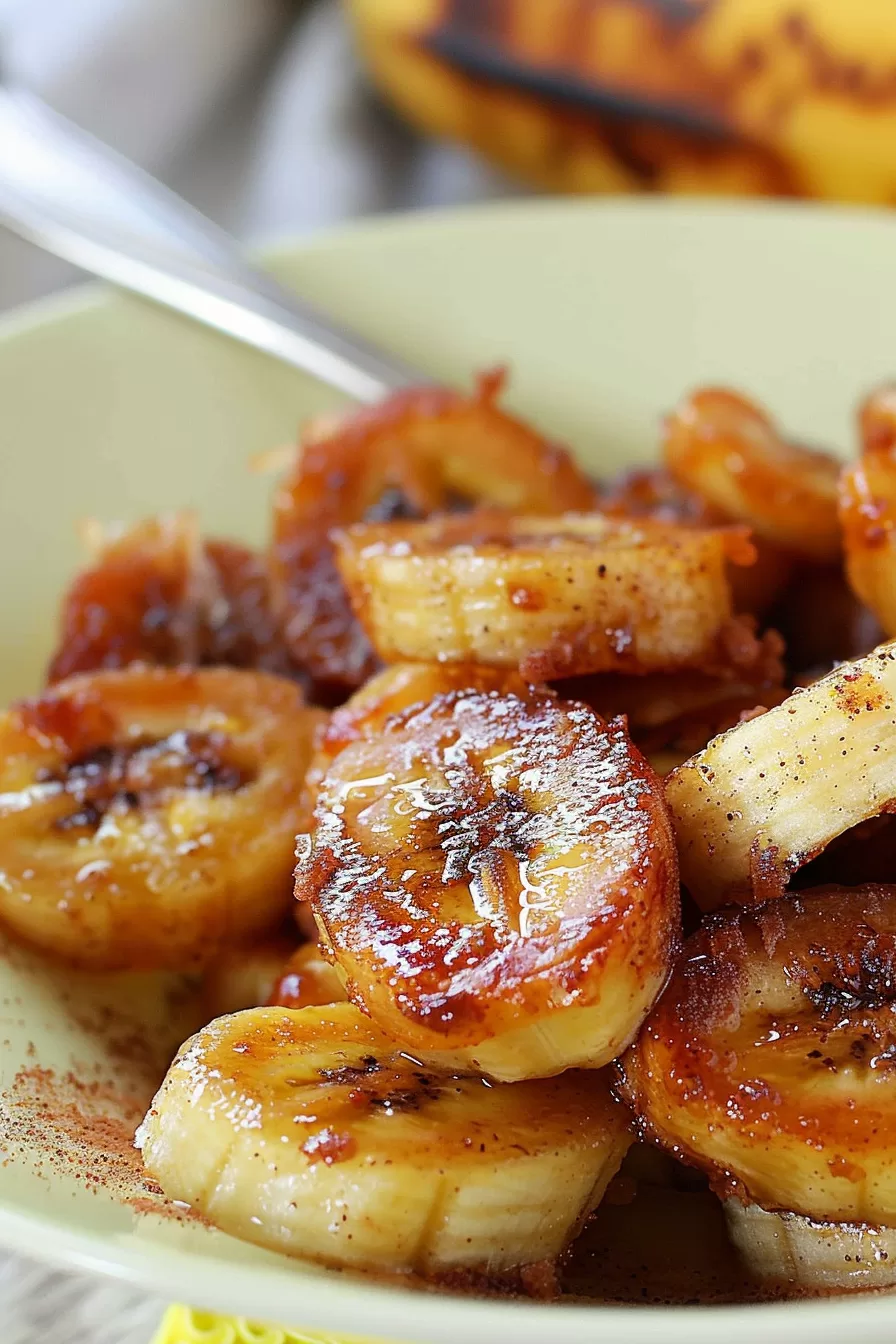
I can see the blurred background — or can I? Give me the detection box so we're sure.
[4,0,896,313]
[0,0,522,311]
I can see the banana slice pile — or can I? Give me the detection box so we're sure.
[26,368,896,1299]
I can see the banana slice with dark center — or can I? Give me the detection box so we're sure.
[138,1002,631,1278]
[297,685,679,1082]
[0,666,322,969]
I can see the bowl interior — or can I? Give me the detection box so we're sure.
[1,200,896,1343]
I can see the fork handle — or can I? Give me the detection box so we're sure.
[0,87,421,403]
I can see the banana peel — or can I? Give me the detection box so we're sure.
[346,0,896,202]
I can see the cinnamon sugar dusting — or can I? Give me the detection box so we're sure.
[0,1062,208,1226]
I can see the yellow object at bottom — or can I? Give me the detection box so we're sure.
[152,1304,383,1344]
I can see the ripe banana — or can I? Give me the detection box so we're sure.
[48,514,295,684]
[665,641,896,910]
[296,683,679,1082]
[0,666,323,969]
[270,371,594,693]
[138,1002,632,1277]
[336,511,751,679]
[662,388,842,562]
[618,885,896,1291]
[347,0,896,205]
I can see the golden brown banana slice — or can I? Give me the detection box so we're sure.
[138,1003,631,1277]
[48,514,296,684]
[270,370,595,692]
[666,642,896,910]
[335,511,750,678]
[266,943,346,1011]
[296,686,679,1082]
[618,886,896,1292]
[839,384,896,637]
[600,466,794,616]
[663,388,842,562]
[0,667,323,970]
[307,662,528,795]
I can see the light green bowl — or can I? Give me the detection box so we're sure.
[0,200,893,1343]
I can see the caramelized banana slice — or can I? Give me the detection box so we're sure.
[138,1003,631,1276]
[308,662,528,793]
[839,384,896,637]
[564,652,788,777]
[297,687,679,1082]
[601,466,794,616]
[663,388,841,562]
[666,642,896,910]
[0,667,323,969]
[618,886,896,1292]
[48,514,295,684]
[336,512,750,678]
[270,371,594,691]
[266,943,346,1011]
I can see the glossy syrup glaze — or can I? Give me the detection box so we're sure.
[0,666,323,969]
[619,885,896,1224]
[297,686,678,1062]
[47,515,297,684]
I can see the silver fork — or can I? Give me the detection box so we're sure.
[0,85,421,403]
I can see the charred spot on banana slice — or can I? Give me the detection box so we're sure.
[297,686,679,1082]
[335,511,752,679]
[138,1003,631,1278]
[663,387,842,563]
[270,371,594,693]
[666,641,896,911]
[47,514,297,685]
[0,667,323,970]
[618,886,896,1293]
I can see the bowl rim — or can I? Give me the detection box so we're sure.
[2,195,896,1339]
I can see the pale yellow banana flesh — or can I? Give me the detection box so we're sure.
[666,641,896,909]
[138,1004,632,1277]
[726,1202,896,1292]
[336,512,739,677]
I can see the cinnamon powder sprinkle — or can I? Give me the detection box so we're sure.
[0,1063,207,1226]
